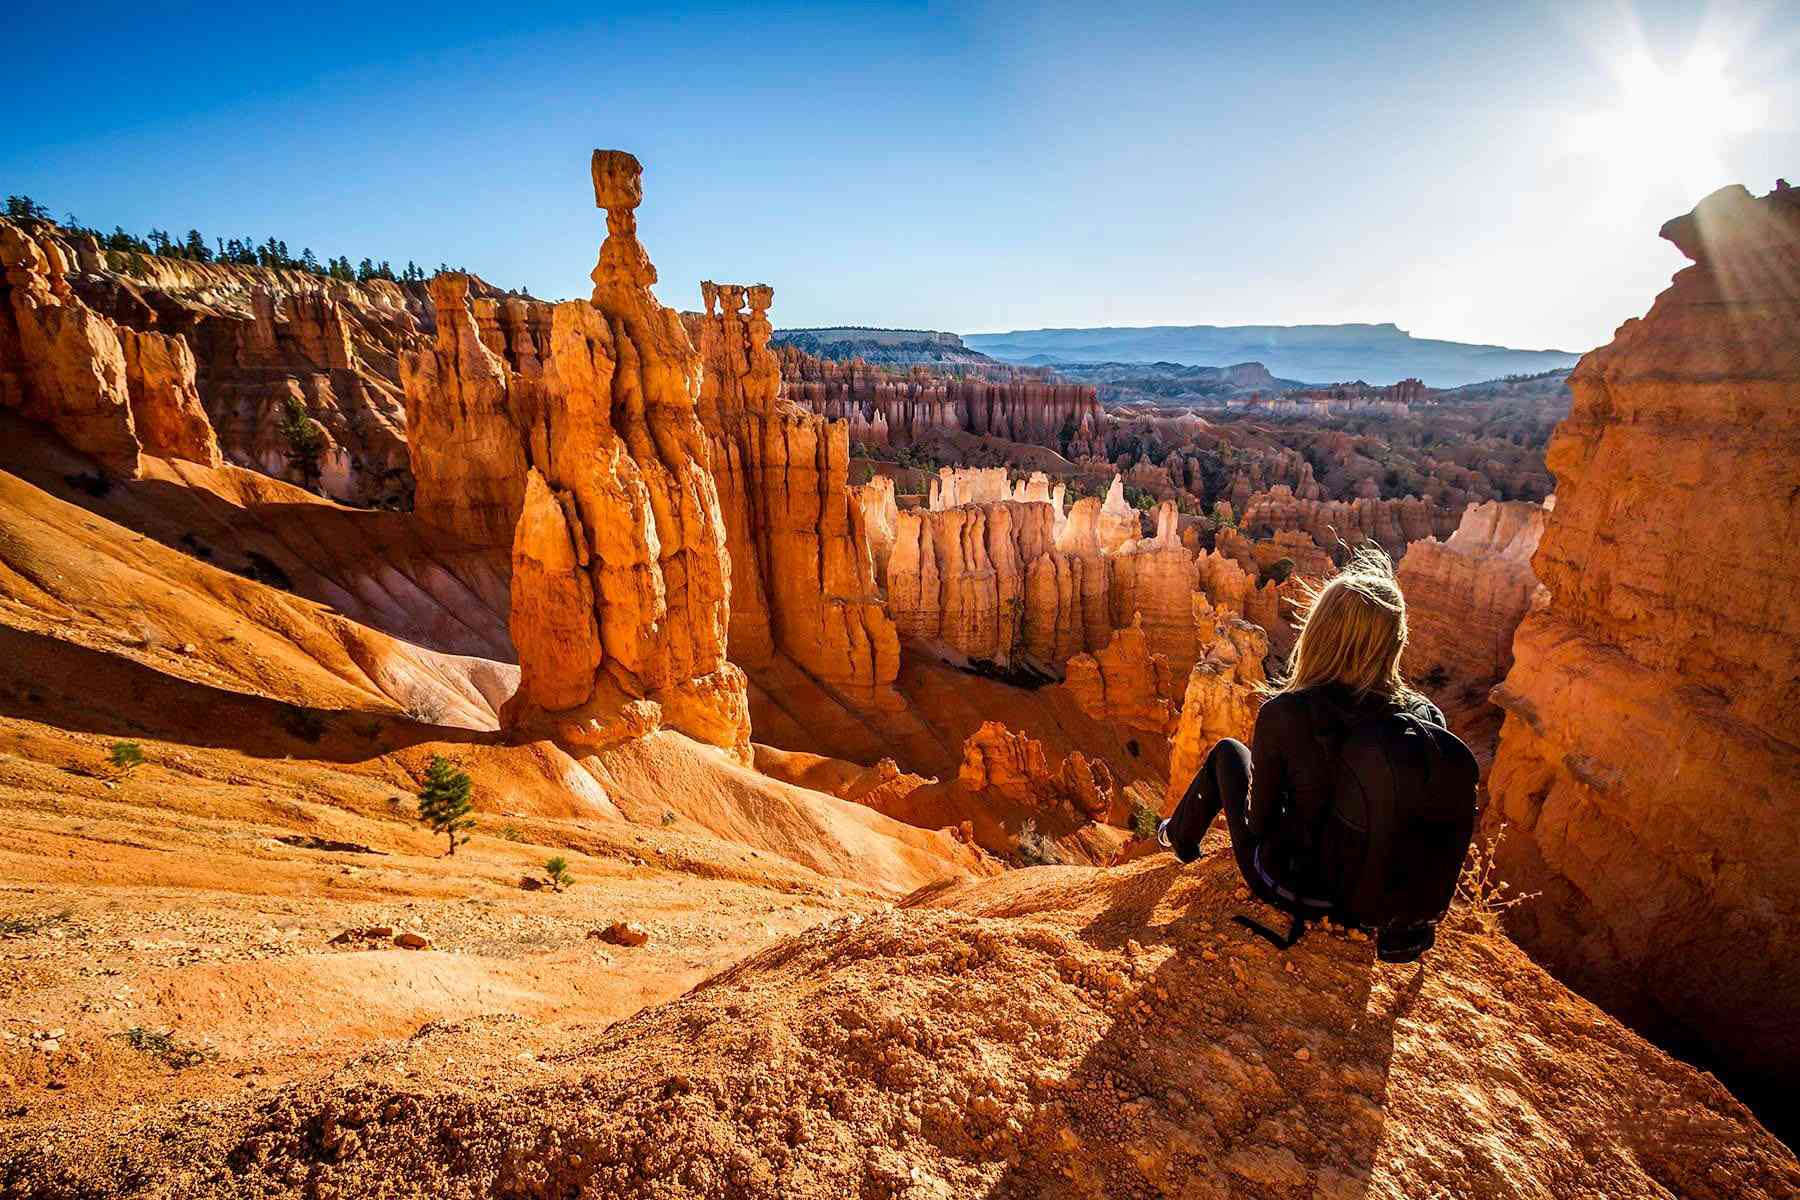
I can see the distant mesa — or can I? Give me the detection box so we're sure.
[963,322,1584,388]
[772,326,1001,368]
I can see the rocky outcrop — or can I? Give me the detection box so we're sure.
[117,326,222,466]
[407,151,749,757]
[1,219,140,475]
[1,218,223,475]
[887,498,1084,667]
[956,721,1114,821]
[1108,502,1209,678]
[1165,607,1270,807]
[1061,616,1178,736]
[689,281,898,701]
[1398,498,1547,756]
[1486,182,1800,1104]
[402,273,535,548]
[65,238,427,505]
[1239,483,1461,560]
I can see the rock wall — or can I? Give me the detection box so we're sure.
[405,151,748,757]
[779,344,1104,454]
[1398,498,1547,758]
[1,218,221,476]
[64,236,427,506]
[689,281,898,701]
[1486,182,1800,1100]
[1061,616,1179,737]
[402,274,538,549]
[883,478,1299,682]
[886,497,1094,668]
[1239,483,1461,560]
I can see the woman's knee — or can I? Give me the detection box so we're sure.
[1206,737,1252,789]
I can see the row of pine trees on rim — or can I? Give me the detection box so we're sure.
[5,193,445,284]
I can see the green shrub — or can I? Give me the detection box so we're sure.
[113,1026,214,1070]
[277,705,326,744]
[277,395,326,488]
[109,741,145,773]
[544,855,574,892]
[0,909,71,936]
[1131,802,1161,841]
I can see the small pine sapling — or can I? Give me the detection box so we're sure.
[544,856,574,892]
[416,755,475,856]
[109,741,145,774]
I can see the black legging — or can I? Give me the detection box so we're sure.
[1166,738,1282,907]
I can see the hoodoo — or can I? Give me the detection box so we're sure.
[689,280,899,703]
[404,152,749,756]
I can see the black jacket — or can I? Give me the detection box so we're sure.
[1247,685,1446,891]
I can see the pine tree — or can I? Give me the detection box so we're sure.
[416,755,474,856]
[5,195,52,221]
[276,394,325,490]
[183,229,211,262]
[300,247,319,273]
[544,855,573,892]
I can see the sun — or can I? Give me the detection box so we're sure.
[1568,47,1757,215]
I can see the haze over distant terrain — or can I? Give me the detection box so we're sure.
[965,323,1584,388]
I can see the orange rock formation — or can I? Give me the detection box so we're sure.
[1,218,221,476]
[1061,616,1179,737]
[405,152,748,756]
[69,234,425,504]
[1165,606,1270,807]
[1398,497,1548,758]
[689,281,898,702]
[1486,182,1800,1103]
[778,343,1104,454]
[1239,483,1460,560]
[956,720,1114,821]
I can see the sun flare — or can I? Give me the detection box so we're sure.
[1569,47,1758,213]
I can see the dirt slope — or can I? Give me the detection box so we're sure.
[8,854,1791,1199]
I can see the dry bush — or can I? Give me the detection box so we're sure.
[1454,822,1538,934]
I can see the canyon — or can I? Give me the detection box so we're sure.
[0,161,1794,1196]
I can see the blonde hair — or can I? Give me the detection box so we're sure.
[1266,544,1425,705]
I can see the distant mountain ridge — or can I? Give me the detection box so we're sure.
[963,322,1584,388]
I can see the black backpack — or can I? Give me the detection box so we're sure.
[1236,696,1480,963]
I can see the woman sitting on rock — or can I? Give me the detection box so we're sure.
[1159,546,1479,962]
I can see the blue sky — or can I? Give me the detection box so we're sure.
[6,1,1795,352]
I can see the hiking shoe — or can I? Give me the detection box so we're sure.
[1158,817,1202,864]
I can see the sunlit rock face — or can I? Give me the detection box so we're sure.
[1,217,223,475]
[1398,498,1548,761]
[404,152,748,757]
[1165,608,1269,810]
[957,720,1114,822]
[688,282,898,704]
[1486,182,1800,1100]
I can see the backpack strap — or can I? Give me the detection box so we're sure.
[1233,911,1308,949]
